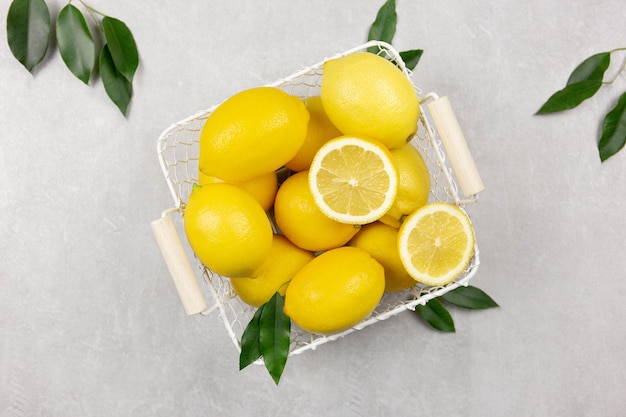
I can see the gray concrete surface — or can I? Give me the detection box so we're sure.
[2,1,626,416]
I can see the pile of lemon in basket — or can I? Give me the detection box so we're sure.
[184,52,475,335]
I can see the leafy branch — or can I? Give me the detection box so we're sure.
[414,285,499,332]
[367,0,423,70]
[239,293,291,385]
[536,48,626,162]
[6,0,139,116]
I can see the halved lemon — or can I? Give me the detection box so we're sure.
[308,136,398,225]
[397,202,475,286]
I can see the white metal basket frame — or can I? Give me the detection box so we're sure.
[155,40,481,359]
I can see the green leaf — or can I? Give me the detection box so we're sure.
[239,305,264,370]
[259,293,291,385]
[367,0,397,53]
[6,0,50,72]
[415,298,455,332]
[101,16,139,83]
[99,44,132,116]
[56,4,94,84]
[598,91,626,162]
[440,285,499,309]
[536,79,603,114]
[567,52,610,85]
[399,49,423,70]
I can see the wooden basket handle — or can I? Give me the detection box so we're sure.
[426,96,485,198]
[151,215,207,315]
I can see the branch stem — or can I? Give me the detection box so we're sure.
[605,51,626,85]
[75,0,106,31]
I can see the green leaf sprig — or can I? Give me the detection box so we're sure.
[536,48,626,162]
[415,285,499,332]
[239,293,291,385]
[6,0,139,116]
[367,0,423,70]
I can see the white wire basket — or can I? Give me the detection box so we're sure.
[151,41,485,359]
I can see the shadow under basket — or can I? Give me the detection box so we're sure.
[151,40,485,359]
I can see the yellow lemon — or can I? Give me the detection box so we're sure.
[284,246,385,334]
[199,87,309,182]
[198,170,278,211]
[397,202,475,286]
[274,171,359,252]
[348,221,417,292]
[308,136,398,225]
[285,96,343,172]
[379,143,431,228]
[183,183,273,278]
[229,234,315,307]
[320,52,420,149]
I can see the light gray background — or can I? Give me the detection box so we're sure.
[2,1,625,416]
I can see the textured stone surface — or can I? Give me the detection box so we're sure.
[2,1,626,415]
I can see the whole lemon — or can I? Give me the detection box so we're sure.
[284,246,385,334]
[199,87,309,182]
[274,171,359,252]
[198,170,278,212]
[321,52,420,149]
[285,96,343,172]
[184,183,273,278]
[379,143,431,228]
[229,234,315,307]
[348,221,417,292]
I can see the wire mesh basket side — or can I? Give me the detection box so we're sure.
[155,40,480,358]
[156,108,212,210]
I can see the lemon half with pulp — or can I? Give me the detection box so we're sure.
[397,202,475,286]
[308,136,398,225]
